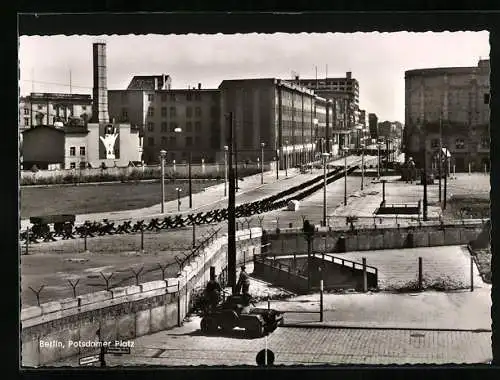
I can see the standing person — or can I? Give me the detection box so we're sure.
[237,265,251,296]
[204,272,222,313]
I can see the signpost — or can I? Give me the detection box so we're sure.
[105,345,131,355]
[79,355,100,366]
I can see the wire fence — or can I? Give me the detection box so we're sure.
[23,226,223,307]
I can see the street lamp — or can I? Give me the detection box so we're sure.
[360,144,365,190]
[322,152,331,226]
[284,139,288,177]
[275,149,279,180]
[260,142,265,184]
[343,147,349,206]
[174,127,193,208]
[224,145,228,197]
[377,142,382,179]
[159,149,167,213]
[175,187,182,211]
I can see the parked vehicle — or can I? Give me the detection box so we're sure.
[200,294,284,338]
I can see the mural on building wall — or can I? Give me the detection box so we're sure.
[99,124,120,159]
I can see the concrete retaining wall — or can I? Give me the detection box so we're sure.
[264,220,486,256]
[21,228,262,367]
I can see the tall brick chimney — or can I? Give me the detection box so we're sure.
[91,42,109,124]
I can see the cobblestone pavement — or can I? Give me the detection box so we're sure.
[52,318,492,367]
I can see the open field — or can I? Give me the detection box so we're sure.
[20,180,220,218]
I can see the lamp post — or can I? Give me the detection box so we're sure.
[313,118,319,169]
[377,142,381,179]
[360,143,365,190]
[343,147,348,206]
[159,149,167,213]
[175,187,182,211]
[322,152,331,226]
[224,145,228,197]
[260,142,265,184]
[284,139,288,177]
[174,127,192,208]
[275,149,279,180]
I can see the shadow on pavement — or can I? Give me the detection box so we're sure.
[169,327,266,340]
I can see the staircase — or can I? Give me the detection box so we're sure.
[253,252,378,293]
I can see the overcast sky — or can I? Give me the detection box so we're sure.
[18,32,489,122]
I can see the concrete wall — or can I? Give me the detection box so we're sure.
[263,220,486,256]
[21,228,262,367]
[21,162,271,182]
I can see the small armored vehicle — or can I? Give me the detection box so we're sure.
[200,295,284,338]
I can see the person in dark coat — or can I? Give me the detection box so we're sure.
[236,265,251,296]
[204,273,222,313]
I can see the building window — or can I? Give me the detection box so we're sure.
[161,93,167,102]
[195,93,201,101]
[186,92,192,101]
[481,136,489,148]
[170,122,177,132]
[195,121,201,132]
[186,107,193,118]
[80,146,86,156]
[484,93,490,105]
[148,137,155,146]
[170,94,176,101]
[431,139,439,149]
[186,122,192,132]
[161,107,167,117]
[455,139,465,149]
[186,136,193,146]
[79,161,86,169]
[169,136,177,146]
[121,108,128,118]
[195,107,202,117]
[161,122,168,132]
[148,94,154,101]
[147,107,155,117]
[170,107,176,116]
[24,118,30,126]
[24,108,29,115]
[161,136,167,146]
[147,122,155,131]
[69,146,76,156]
[70,162,76,169]
[195,136,201,146]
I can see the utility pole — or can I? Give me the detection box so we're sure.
[438,115,442,203]
[188,151,193,208]
[361,145,365,190]
[443,148,448,210]
[344,150,348,206]
[423,148,428,221]
[227,112,237,294]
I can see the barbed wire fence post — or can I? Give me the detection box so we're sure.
[28,285,44,306]
[131,266,144,286]
[100,272,114,291]
[67,279,80,298]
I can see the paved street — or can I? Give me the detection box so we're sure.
[52,319,491,366]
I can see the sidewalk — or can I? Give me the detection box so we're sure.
[330,175,442,220]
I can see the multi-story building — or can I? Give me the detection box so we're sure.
[108,77,221,163]
[295,72,360,148]
[19,93,93,131]
[218,78,337,169]
[368,113,378,140]
[404,59,490,171]
[21,122,142,170]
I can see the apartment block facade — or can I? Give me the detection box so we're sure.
[19,93,93,131]
[404,59,490,171]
